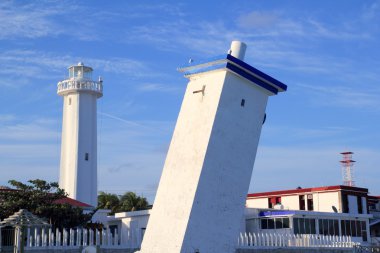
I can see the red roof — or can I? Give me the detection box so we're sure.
[54,197,93,208]
[247,185,368,198]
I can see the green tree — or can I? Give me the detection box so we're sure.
[119,192,149,212]
[97,191,120,214]
[0,179,92,228]
[97,191,149,213]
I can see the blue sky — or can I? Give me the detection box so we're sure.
[0,0,379,202]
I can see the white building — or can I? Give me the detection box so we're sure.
[104,185,379,247]
[246,185,369,214]
[245,185,373,244]
[57,63,103,207]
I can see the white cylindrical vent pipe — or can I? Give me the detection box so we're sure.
[229,41,247,61]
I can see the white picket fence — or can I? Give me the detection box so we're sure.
[237,232,356,248]
[14,228,357,250]
[22,227,140,250]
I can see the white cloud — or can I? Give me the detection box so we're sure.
[0,1,68,39]
[137,83,181,93]
[237,11,279,30]
[0,50,152,88]
[296,84,380,109]
[0,117,59,142]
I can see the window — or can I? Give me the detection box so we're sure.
[261,219,268,229]
[358,196,363,214]
[319,219,339,236]
[343,220,351,236]
[268,219,275,229]
[342,194,349,213]
[268,196,281,208]
[307,194,314,211]
[340,219,366,237]
[299,195,305,210]
[276,218,283,229]
[85,153,89,161]
[261,217,290,230]
[351,220,357,237]
[294,218,316,234]
[294,218,300,234]
[69,97,72,105]
[241,99,245,107]
[283,218,290,228]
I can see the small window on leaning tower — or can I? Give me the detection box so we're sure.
[85,153,89,161]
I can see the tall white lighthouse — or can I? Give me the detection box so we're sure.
[140,41,287,253]
[57,63,103,207]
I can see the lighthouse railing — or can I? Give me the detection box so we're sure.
[57,79,103,94]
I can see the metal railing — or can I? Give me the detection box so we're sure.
[57,79,103,95]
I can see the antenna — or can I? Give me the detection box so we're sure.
[340,151,356,186]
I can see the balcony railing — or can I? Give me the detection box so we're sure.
[57,79,103,97]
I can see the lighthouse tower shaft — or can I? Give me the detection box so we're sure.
[58,63,103,207]
[140,42,287,253]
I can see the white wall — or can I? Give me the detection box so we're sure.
[282,195,300,210]
[246,198,268,208]
[314,192,340,213]
[246,192,343,213]
[59,91,98,207]
[141,67,271,253]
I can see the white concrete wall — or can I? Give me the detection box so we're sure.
[314,192,340,213]
[246,192,344,213]
[282,196,300,210]
[120,215,149,246]
[246,198,268,209]
[59,92,98,207]
[141,68,270,253]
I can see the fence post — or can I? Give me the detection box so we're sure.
[50,229,55,248]
[41,228,45,247]
[96,229,100,246]
[102,229,107,247]
[115,230,119,246]
[107,229,112,246]
[84,229,88,246]
[248,233,253,247]
[253,233,257,247]
[76,228,80,247]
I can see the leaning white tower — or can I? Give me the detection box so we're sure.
[57,63,103,207]
[139,41,287,253]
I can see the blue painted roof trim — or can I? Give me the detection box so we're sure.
[259,211,296,217]
[226,54,287,92]
[226,63,278,95]
[178,54,287,94]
